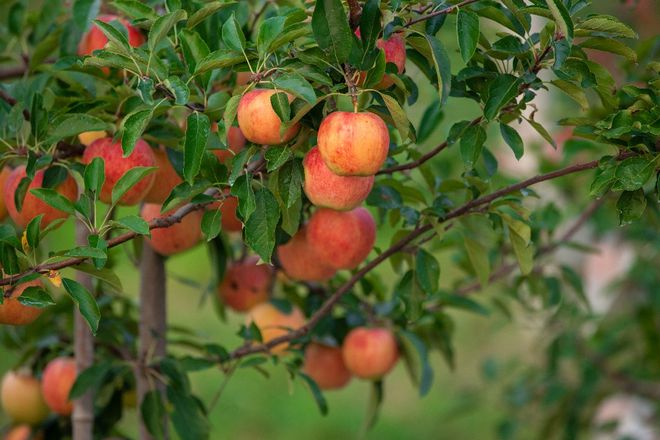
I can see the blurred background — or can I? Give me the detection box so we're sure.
[1,1,658,439]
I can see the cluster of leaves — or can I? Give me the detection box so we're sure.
[0,0,658,438]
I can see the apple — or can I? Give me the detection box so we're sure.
[317,111,390,176]
[0,371,49,425]
[3,424,41,440]
[247,303,306,354]
[77,130,107,147]
[303,343,352,390]
[357,30,406,88]
[0,281,45,326]
[218,256,273,312]
[0,167,12,220]
[41,357,76,416]
[237,89,300,145]
[3,166,78,229]
[277,227,337,282]
[143,147,183,204]
[141,204,202,256]
[78,15,144,56]
[306,207,376,270]
[213,126,246,163]
[342,327,399,379]
[82,137,155,205]
[303,146,374,210]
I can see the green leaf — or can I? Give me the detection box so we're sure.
[296,372,328,415]
[84,157,105,196]
[201,209,222,241]
[463,235,490,288]
[439,293,490,316]
[616,189,647,225]
[379,93,410,140]
[244,189,280,262]
[187,1,233,29]
[415,249,440,295]
[508,226,533,275]
[149,9,187,51]
[62,278,101,334]
[231,174,256,221]
[499,123,524,160]
[222,13,246,52]
[265,146,292,172]
[93,18,131,51]
[257,16,286,56]
[141,390,166,440]
[272,73,316,104]
[223,95,241,140]
[117,215,150,235]
[69,362,114,399]
[30,189,76,215]
[277,160,303,209]
[17,286,55,308]
[311,0,353,64]
[63,246,107,259]
[73,264,123,292]
[551,80,588,110]
[111,167,156,205]
[122,109,153,156]
[398,330,433,397]
[270,92,291,123]
[544,0,573,42]
[183,112,211,183]
[194,50,249,75]
[74,0,102,32]
[417,99,442,144]
[457,9,479,63]
[48,114,110,143]
[359,0,381,57]
[577,14,637,39]
[579,37,637,62]
[25,215,43,249]
[526,117,557,149]
[110,0,156,20]
[164,77,190,105]
[459,125,486,169]
[614,157,655,191]
[410,35,452,106]
[483,74,521,120]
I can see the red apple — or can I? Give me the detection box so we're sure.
[247,303,306,354]
[303,343,352,390]
[218,256,273,312]
[143,147,183,204]
[41,357,76,416]
[237,89,300,145]
[141,203,202,256]
[78,15,145,56]
[277,227,337,282]
[342,327,399,379]
[0,281,44,326]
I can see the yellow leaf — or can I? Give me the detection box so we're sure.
[47,270,62,288]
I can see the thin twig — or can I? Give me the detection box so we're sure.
[404,0,481,28]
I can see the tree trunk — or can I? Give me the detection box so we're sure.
[73,223,94,440]
[137,242,168,440]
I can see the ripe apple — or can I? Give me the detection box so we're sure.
[82,137,155,205]
[140,204,202,256]
[219,196,242,232]
[77,15,144,56]
[303,343,352,390]
[0,281,45,326]
[277,227,337,282]
[247,303,306,354]
[3,166,78,229]
[342,327,399,379]
[306,207,376,270]
[0,166,12,220]
[317,111,390,176]
[218,256,273,312]
[78,130,107,146]
[0,371,49,424]
[237,89,300,145]
[303,146,374,210]
[213,126,246,163]
[41,357,76,416]
[143,147,183,204]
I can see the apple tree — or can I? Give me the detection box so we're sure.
[0,0,657,439]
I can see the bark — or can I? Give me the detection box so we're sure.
[73,223,95,440]
[137,242,168,440]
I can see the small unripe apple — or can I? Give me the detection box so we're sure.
[306,207,376,270]
[277,227,336,282]
[0,166,12,220]
[3,166,78,229]
[141,203,202,256]
[317,111,390,176]
[218,256,273,312]
[342,327,399,379]
[143,147,183,204]
[237,89,300,145]
[0,371,49,425]
[82,137,155,205]
[41,357,77,416]
[78,130,107,146]
[247,303,306,354]
[78,15,144,56]
[0,281,45,326]
[213,126,246,163]
[303,343,352,390]
[303,146,374,210]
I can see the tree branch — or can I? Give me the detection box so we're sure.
[0,66,26,80]
[226,153,633,360]
[404,0,481,28]
[0,189,220,288]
